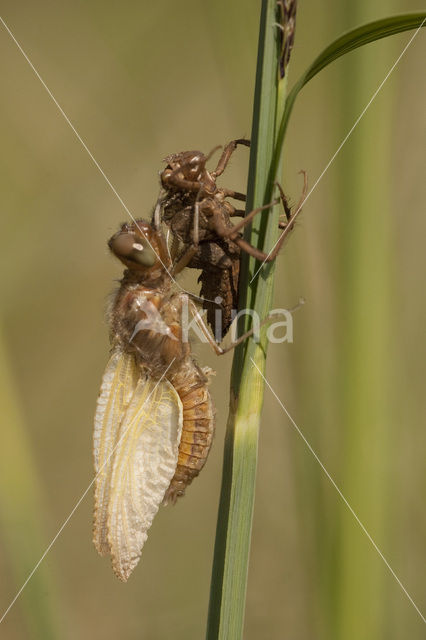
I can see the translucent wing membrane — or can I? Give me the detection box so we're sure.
[93,350,139,556]
[93,351,183,581]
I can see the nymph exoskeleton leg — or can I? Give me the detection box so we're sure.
[184,194,288,269]
[165,169,205,248]
[188,299,256,355]
[222,189,247,202]
[277,185,292,229]
[172,245,199,276]
[188,299,304,356]
[207,198,284,263]
[167,167,204,193]
[277,170,308,230]
[222,173,308,263]
[211,138,250,178]
[215,201,280,238]
[174,172,308,272]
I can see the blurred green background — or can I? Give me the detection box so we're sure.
[0,1,425,638]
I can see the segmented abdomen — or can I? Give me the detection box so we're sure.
[163,367,215,504]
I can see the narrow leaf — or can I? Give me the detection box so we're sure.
[277,13,426,153]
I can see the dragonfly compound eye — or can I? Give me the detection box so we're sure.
[131,240,157,267]
[110,232,157,267]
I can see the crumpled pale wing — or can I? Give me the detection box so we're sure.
[106,374,183,581]
[93,350,139,555]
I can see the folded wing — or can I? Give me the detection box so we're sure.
[93,350,139,556]
[93,350,183,581]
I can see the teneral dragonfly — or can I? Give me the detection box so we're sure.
[93,220,215,581]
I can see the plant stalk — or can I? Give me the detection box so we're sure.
[206,1,295,637]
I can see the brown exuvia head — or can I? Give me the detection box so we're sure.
[161,150,207,188]
[108,220,170,275]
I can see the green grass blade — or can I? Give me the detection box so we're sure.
[296,12,426,86]
[206,1,294,638]
[333,17,395,638]
[0,329,62,638]
[276,13,426,155]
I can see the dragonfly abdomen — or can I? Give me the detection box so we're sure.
[164,365,215,504]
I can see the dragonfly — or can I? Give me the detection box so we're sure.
[93,219,252,581]
[156,138,307,340]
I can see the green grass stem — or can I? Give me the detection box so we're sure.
[206,1,291,637]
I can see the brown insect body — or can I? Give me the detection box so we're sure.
[94,215,294,580]
[195,243,239,340]
[159,142,248,340]
[158,140,306,340]
[108,220,215,503]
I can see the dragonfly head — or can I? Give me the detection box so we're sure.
[109,220,170,275]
